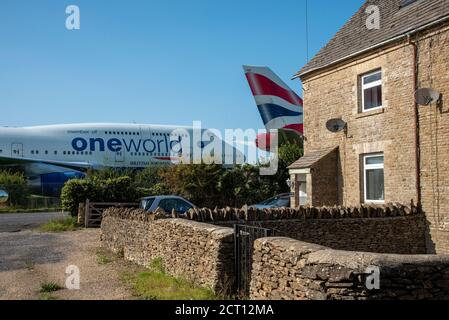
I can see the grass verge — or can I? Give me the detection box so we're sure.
[122,258,218,300]
[96,248,117,265]
[40,217,80,233]
[40,282,63,293]
[0,207,62,214]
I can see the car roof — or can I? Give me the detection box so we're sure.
[140,195,188,201]
[273,193,293,198]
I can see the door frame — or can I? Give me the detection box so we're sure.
[11,143,23,157]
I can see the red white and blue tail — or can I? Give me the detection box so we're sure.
[243,65,303,135]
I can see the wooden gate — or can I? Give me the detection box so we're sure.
[84,199,138,228]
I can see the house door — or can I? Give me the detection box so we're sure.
[11,143,23,157]
[115,150,125,163]
[298,174,308,206]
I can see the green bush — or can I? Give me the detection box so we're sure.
[61,178,97,215]
[61,175,141,215]
[0,170,30,206]
[39,282,63,293]
[97,176,135,202]
[133,166,167,189]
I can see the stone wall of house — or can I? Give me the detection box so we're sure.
[250,237,449,300]
[100,208,235,294]
[186,205,427,254]
[416,26,449,254]
[299,23,449,254]
[301,41,417,207]
[309,149,339,206]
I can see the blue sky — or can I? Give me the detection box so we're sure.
[0,0,364,131]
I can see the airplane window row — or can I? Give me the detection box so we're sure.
[27,150,92,155]
[130,152,179,157]
[104,131,140,136]
[63,151,93,155]
[152,132,188,138]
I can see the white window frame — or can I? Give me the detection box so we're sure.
[361,70,383,112]
[363,153,385,204]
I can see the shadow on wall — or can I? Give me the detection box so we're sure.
[425,218,437,254]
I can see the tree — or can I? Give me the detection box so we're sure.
[279,143,303,168]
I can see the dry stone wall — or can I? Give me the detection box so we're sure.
[100,208,235,294]
[187,204,427,254]
[185,203,421,222]
[250,237,449,300]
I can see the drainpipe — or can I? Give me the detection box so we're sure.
[408,34,421,206]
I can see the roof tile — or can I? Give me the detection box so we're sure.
[298,0,449,77]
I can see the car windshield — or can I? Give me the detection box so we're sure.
[158,198,193,214]
[260,197,289,207]
[140,198,155,211]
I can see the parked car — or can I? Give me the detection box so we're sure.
[139,195,196,216]
[250,193,292,209]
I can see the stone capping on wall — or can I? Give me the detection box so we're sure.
[184,202,421,223]
[250,237,449,300]
[102,207,167,221]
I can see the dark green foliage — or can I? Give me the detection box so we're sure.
[159,143,303,208]
[279,143,304,169]
[61,142,303,213]
[39,282,62,293]
[61,176,139,215]
[61,178,97,215]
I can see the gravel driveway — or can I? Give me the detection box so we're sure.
[0,229,140,300]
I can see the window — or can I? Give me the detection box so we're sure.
[140,197,156,211]
[400,0,418,8]
[363,154,385,203]
[159,198,193,214]
[361,70,382,112]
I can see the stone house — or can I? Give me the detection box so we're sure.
[289,0,449,254]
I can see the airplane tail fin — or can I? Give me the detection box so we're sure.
[243,65,303,135]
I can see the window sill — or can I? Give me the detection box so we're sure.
[356,108,385,119]
[364,201,385,205]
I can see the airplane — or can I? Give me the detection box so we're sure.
[243,65,304,151]
[0,123,244,197]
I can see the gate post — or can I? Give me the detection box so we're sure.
[233,224,240,296]
[84,199,90,228]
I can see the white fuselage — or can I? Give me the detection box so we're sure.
[0,123,243,169]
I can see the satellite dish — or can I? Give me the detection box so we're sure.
[0,189,8,204]
[326,119,347,133]
[415,88,441,106]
